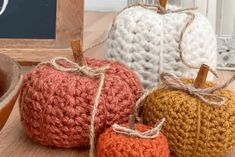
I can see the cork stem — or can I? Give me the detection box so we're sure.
[128,115,135,130]
[194,64,209,88]
[159,0,167,9]
[71,40,83,66]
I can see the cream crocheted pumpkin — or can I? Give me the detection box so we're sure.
[105,5,217,89]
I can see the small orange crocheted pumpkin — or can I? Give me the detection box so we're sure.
[97,116,170,157]
[141,65,235,157]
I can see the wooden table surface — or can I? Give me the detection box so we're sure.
[1,11,235,157]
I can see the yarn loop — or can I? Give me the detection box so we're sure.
[112,118,165,139]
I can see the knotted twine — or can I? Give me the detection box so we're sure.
[39,57,109,157]
[112,118,165,139]
[135,72,235,122]
[86,3,218,77]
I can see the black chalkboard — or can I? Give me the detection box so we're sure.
[0,0,57,39]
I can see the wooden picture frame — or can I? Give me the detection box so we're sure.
[0,0,84,65]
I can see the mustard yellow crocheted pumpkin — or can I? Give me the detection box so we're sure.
[142,79,235,157]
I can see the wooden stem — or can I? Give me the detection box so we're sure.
[194,64,209,88]
[128,115,135,130]
[71,40,83,65]
[159,0,167,9]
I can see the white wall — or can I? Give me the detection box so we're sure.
[85,0,127,11]
[219,0,235,35]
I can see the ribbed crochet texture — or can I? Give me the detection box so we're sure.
[142,79,235,157]
[105,5,217,89]
[97,123,170,157]
[19,57,143,148]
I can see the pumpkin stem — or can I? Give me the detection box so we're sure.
[159,0,167,9]
[194,64,209,88]
[71,40,83,66]
[128,115,135,130]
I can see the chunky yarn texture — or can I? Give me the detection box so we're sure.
[97,123,169,157]
[105,6,217,89]
[142,79,235,157]
[19,58,142,148]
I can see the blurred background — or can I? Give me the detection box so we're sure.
[86,0,235,37]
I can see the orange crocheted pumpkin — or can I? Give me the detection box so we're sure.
[97,123,170,157]
[19,40,143,148]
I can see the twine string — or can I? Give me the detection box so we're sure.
[39,57,109,77]
[39,57,108,157]
[159,13,164,81]
[201,74,235,93]
[112,118,165,139]
[177,12,218,77]
[89,73,105,157]
[135,72,235,121]
[135,86,159,121]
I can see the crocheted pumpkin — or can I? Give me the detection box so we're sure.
[97,123,170,157]
[19,57,143,148]
[105,5,217,89]
[142,79,235,157]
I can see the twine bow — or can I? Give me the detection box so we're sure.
[160,72,227,106]
[112,118,165,139]
[39,57,109,77]
[40,57,109,157]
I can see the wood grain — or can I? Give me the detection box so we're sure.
[0,39,54,48]
[194,64,209,88]
[71,40,83,64]
[0,48,73,66]
[0,54,23,131]
[0,94,18,130]
[159,0,167,9]
[55,0,84,48]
